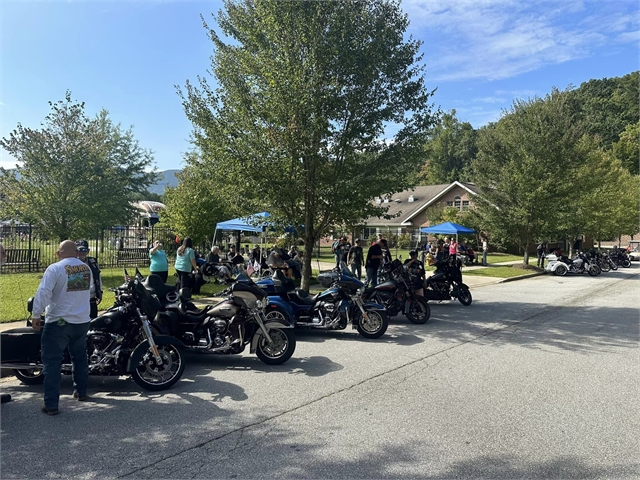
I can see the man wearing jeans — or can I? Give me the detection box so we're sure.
[32,240,92,415]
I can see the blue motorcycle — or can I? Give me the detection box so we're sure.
[257,264,388,339]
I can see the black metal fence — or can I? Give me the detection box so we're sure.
[0,224,180,273]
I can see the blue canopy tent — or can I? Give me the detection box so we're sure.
[215,212,272,233]
[420,221,476,245]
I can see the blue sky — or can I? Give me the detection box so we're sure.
[1,0,638,172]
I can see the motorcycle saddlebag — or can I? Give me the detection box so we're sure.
[1,328,41,364]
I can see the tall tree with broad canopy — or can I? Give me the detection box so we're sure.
[0,92,157,241]
[179,0,437,289]
[471,89,587,265]
[417,110,477,184]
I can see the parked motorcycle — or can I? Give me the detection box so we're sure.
[1,278,186,391]
[152,274,296,365]
[362,259,430,324]
[423,255,473,306]
[257,266,389,339]
[610,248,632,268]
[545,252,599,276]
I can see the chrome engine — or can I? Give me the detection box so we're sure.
[87,331,122,374]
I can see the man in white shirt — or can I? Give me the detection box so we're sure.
[32,240,93,415]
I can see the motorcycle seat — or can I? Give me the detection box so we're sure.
[144,274,177,300]
[286,290,317,305]
[174,301,211,323]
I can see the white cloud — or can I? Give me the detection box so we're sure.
[473,96,507,104]
[0,160,21,170]
[404,0,638,81]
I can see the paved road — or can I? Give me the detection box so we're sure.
[1,266,638,479]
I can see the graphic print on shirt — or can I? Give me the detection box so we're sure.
[65,264,91,291]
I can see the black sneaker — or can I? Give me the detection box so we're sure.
[72,391,88,402]
[41,404,59,415]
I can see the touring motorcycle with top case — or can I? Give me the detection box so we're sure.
[362,259,430,324]
[423,255,472,306]
[0,277,186,391]
[152,274,296,365]
[545,252,599,276]
[257,265,389,339]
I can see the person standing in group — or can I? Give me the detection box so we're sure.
[449,238,458,256]
[340,237,351,268]
[75,240,102,319]
[482,238,488,266]
[149,240,169,282]
[332,237,344,268]
[537,242,547,268]
[347,239,364,279]
[403,250,425,296]
[365,238,384,287]
[175,237,197,290]
[32,240,93,415]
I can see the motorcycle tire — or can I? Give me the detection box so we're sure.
[554,264,568,276]
[458,286,473,306]
[599,261,611,273]
[406,297,431,324]
[14,368,44,385]
[265,305,291,324]
[588,265,599,276]
[256,328,296,365]
[130,342,185,391]
[622,259,631,268]
[355,308,388,339]
[610,262,618,271]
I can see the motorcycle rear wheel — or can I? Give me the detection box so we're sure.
[256,328,296,365]
[265,305,291,324]
[406,297,431,324]
[355,308,388,339]
[554,264,568,276]
[14,368,44,385]
[458,286,473,306]
[131,343,185,391]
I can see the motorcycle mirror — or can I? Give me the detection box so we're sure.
[27,297,34,313]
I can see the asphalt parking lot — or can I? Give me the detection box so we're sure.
[1,265,638,479]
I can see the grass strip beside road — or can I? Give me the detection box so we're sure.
[464,265,543,278]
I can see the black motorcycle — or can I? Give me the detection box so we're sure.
[1,278,186,391]
[152,274,296,365]
[424,255,473,306]
[610,249,632,268]
[362,259,430,324]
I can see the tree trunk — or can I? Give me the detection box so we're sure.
[523,245,530,266]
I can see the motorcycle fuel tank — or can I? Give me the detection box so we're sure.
[89,308,123,333]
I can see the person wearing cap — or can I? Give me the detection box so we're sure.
[404,250,425,296]
[149,240,169,282]
[76,240,102,319]
[347,239,364,279]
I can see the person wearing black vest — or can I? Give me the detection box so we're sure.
[76,239,102,319]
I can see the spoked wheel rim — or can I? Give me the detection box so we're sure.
[136,345,183,386]
[258,329,289,358]
[360,310,383,334]
[265,308,288,323]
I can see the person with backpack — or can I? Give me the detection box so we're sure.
[537,242,547,268]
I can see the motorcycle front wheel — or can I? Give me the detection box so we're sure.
[14,368,44,385]
[621,259,631,268]
[599,260,611,272]
[458,285,473,306]
[588,265,599,276]
[406,296,431,324]
[131,343,185,391]
[256,328,296,365]
[355,308,388,339]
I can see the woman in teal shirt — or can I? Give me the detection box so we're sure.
[149,240,169,282]
[175,237,197,289]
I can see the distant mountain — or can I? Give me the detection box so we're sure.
[147,169,180,195]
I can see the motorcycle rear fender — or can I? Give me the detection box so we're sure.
[249,320,292,354]
[127,335,185,373]
[266,297,296,321]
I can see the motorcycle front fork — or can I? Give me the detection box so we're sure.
[138,309,162,364]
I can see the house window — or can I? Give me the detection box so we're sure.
[462,200,469,211]
[454,196,461,210]
[446,201,454,207]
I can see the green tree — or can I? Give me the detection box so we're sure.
[179,0,436,289]
[417,110,476,184]
[612,121,639,176]
[0,92,157,241]
[162,153,234,246]
[472,89,586,264]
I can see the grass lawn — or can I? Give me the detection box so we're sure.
[464,265,543,278]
